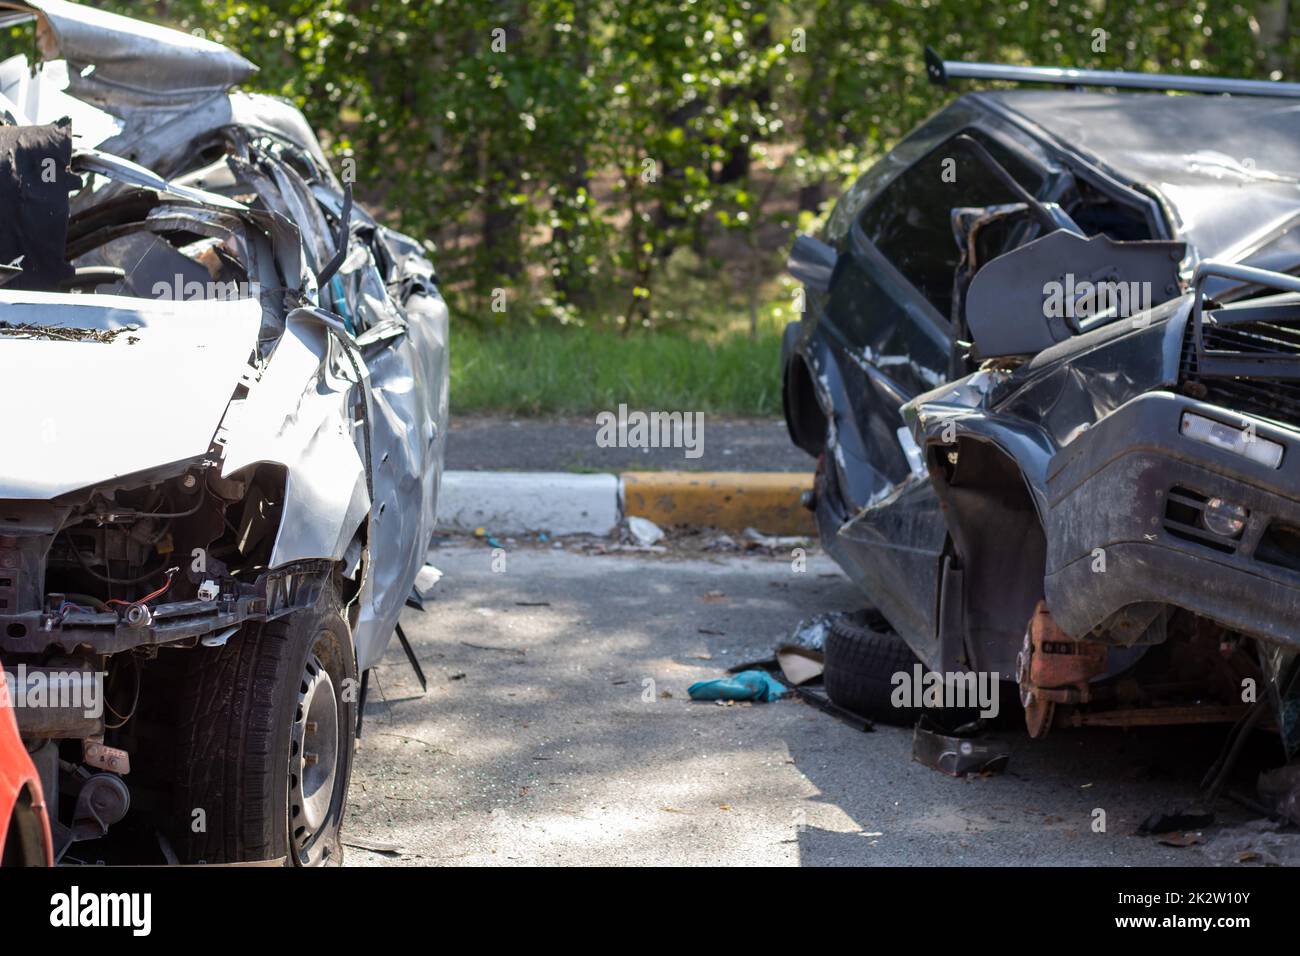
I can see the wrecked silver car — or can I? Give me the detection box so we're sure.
[782,54,1300,758]
[0,1,448,864]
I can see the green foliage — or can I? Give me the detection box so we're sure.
[118,0,1298,328]
[450,322,784,415]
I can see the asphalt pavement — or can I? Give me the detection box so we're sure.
[345,540,1257,866]
[446,415,810,472]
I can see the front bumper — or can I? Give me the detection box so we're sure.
[1045,390,1300,648]
[0,560,332,657]
[0,596,267,656]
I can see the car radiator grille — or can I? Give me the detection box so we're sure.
[1180,318,1300,430]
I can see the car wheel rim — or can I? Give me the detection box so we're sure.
[290,650,340,858]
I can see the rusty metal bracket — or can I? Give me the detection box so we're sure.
[1016,601,1108,737]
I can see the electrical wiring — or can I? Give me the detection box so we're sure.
[104,656,141,730]
[89,483,208,521]
[58,485,209,586]
[63,593,111,612]
[104,566,180,609]
[63,534,171,586]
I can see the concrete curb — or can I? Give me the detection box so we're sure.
[622,471,815,535]
[438,471,621,536]
[438,470,814,536]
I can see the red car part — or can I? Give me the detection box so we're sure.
[0,660,53,866]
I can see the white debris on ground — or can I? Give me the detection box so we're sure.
[1200,819,1300,866]
[624,515,665,547]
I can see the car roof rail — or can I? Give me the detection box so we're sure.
[925,46,1300,98]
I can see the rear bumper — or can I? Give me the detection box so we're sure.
[1045,390,1300,648]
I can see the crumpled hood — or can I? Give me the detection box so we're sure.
[0,291,262,499]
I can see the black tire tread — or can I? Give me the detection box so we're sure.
[170,584,352,865]
[172,614,296,863]
[823,611,922,725]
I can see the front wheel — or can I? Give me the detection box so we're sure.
[172,579,357,866]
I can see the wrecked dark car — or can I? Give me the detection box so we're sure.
[782,54,1300,759]
[0,1,448,864]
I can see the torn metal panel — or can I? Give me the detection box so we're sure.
[982,91,1300,273]
[965,230,1184,358]
[352,285,449,671]
[1,0,256,108]
[911,717,1009,776]
[218,310,371,569]
[72,147,248,212]
[227,93,336,178]
[904,367,1054,520]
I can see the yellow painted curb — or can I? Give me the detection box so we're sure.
[621,472,815,535]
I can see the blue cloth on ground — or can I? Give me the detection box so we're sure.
[688,670,788,703]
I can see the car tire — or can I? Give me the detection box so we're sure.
[823,610,923,726]
[172,578,356,866]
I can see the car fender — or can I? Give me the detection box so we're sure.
[219,309,371,570]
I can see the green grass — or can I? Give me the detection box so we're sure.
[450,322,785,417]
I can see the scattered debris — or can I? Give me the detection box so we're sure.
[624,515,665,547]
[785,612,839,653]
[741,527,810,550]
[787,681,874,732]
[776,646,823,686]
[1156,831,1205,848]
[459,641,526,656]
[0,321,140,343]
[602,542,668,554]
[413,563,443,594]
[1201,819,1300,866]
[1257,763,1300,827]
[343,836,402,856]
[688,670,788,703]
[472,527,505,548]
[406,563,444,610]
[1138,807,1215,836]
[911,716,1009,777]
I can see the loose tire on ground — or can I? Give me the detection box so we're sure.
[822,610,924,726]
[171,578,356,866]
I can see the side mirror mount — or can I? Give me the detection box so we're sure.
[787,234,838,296]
